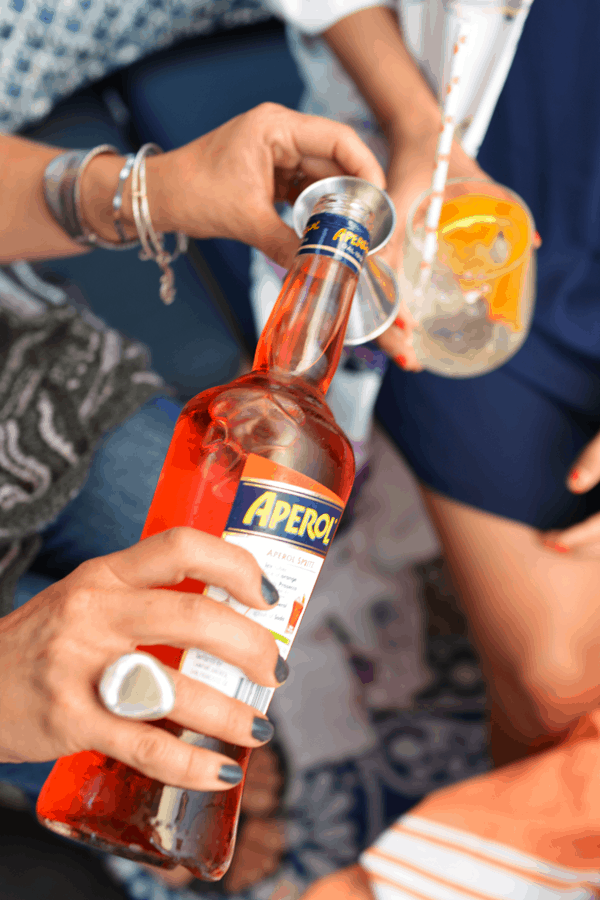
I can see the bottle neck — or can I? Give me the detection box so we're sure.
[253,197,374,395]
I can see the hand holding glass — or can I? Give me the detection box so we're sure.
[400,178,537,378]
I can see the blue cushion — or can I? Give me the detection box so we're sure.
[124,21,303,349]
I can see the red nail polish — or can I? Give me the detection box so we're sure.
[395,354,407,367]
[394,317,405,330]
[569,470,584,492]
[534,230,541,244]
[543,540,570,554]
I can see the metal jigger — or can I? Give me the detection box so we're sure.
[292,176,400,346]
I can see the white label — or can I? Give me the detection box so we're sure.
[179,455,343,715]
[181,533,324,714]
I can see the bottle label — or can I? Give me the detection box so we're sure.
[179,454,344,714]
[298,212,370,274]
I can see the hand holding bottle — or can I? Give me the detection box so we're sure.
[0,527,286,790]
[158,103,386,269]
[74,103,386,271]
[1,104,384,264]
[36,178,376,875]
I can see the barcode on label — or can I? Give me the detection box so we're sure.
[235,678,274,715]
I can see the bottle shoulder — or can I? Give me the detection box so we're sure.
[183,372,343,435]
[180,372,354,499]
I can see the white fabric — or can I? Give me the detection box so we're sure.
[266,0,534,159]
[250,1,534,483]
[263,0,395,35]
[360,815,599,900]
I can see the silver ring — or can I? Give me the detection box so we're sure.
[99,652,176,721]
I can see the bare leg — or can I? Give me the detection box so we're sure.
[420,485,600,765]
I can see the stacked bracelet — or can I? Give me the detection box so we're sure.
[112,154,136,243]
[43,145,138,251]
[43,143,189,305]
[130,143,188,306]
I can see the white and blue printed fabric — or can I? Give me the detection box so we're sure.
[0,0,271,132]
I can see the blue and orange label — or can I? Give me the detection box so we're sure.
[224,454,345,558]
[298,212,370,274]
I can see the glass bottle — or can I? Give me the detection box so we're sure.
[36,191,376,879]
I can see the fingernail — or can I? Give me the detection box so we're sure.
[218,763,244,785]
[394,316,405,330]
[543,540,570,554]
[261,575,279,606]
[569,469,585,491]
[275,655,289,684]
[251,716,275,742]
[534,230,541,244]
[395,354,407,367]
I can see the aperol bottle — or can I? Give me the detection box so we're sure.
[36,191,376,879]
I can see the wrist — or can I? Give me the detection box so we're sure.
[78,151,179,242]
[142,152,187,235]
[78,153,135,243]
[388,113,440,155]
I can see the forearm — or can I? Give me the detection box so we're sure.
[323,6,441,145]
[0,134,169,263]
[0,135,91,262]
[1,105,385,269]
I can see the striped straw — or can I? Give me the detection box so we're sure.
[416,12,472,293]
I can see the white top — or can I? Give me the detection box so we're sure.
[264,0,534,157]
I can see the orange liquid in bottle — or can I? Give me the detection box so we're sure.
[36,250,357,878]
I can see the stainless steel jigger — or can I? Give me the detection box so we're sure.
[293,176,400,346]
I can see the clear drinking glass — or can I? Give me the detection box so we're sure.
[400,177,537,378]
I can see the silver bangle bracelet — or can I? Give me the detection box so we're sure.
[131,143,189,305]
[43,145,139,251]
[112,153,136,244]
[44,142,188,304]
[44,148,90,242]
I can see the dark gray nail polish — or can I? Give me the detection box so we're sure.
[261,575,279,606]
[275,654,289,684]
[251,716,275,743]
[218,763,243,786]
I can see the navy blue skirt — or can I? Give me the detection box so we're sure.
[377,0,600,530]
